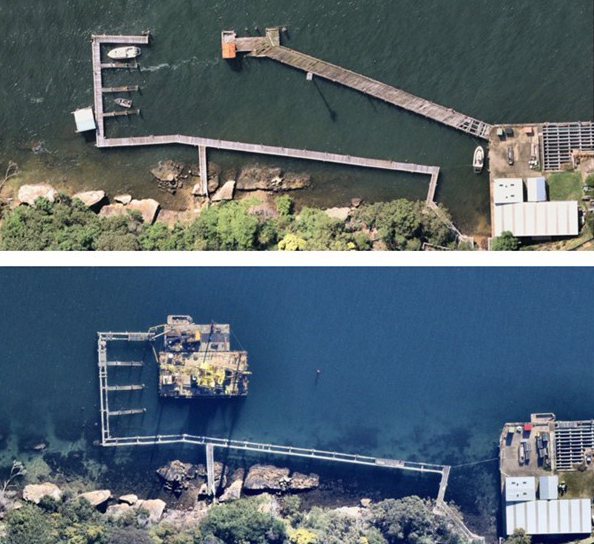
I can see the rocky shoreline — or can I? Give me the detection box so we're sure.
[2,159,318,223]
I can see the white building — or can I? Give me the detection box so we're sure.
[527,177,547,202]
[493,201,579,237]
[494,179,524,204]
[72,107,96,133]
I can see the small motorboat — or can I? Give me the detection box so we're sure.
[507,145,514,166]
[473,146,484,174]
[107,46,141,60]
[114,98,133,108]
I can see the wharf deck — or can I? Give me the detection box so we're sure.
[233,38,492,140]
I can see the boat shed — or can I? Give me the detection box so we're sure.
[505,499,591,536]
[506,477,536,502]
[493,201,579,237]
[527,177,547,202]
[72,107,96,133]
[539,476,558,501]
[494,178,524,204]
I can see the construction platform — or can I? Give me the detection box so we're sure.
[152,315,249,398]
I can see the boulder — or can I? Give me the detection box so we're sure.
[324,207,351,221]
[157,460,196,494]
[211,180,235,202]
[151,160,182,183]
[207,175,220,194]
[118,494,138,505]
[192,183,203,196]
[219,479,243,502]
[128,199,160,224]
[136,499,166,524]
[72,190,105,207]
[360,498,372,508]
[105,503,131,520]
[244,465,290,491]
[99,203,128,219]
[161,507,208,528]
[78,489,111,507]
[114,194,132,205]
[17,184,57,206]
[289,472,319,491]
[22,483,62,504]
[351,198,362,208]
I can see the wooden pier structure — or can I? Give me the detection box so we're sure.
[87,34,467,239]
[97,328,451,507]
[223,28,493,140]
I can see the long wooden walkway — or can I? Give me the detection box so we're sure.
[229,34,492,140]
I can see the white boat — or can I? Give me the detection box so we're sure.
[473,146,484,174]
[114,98,133,108]
[107,46,141,60]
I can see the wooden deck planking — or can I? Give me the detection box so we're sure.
[260,46,492,139]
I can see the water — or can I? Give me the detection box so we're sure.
[0,1,592,233]
[1,267,594,521]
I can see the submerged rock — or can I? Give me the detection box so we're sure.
[237,167,310,192]
[211,180,235,202]
[128,199,160,224]
[17,184,57,206]
[244,465,290,491]
[72,190,106,208]
[151,160,182,183]
[78,489,111,507]
[22,483,61,504]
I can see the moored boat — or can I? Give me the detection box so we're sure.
[107,46,141,60]
[473,146,484,174]
[114,98,133,108]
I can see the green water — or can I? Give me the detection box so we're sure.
[1,0,592,232]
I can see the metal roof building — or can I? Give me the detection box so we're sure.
[493,201,579,237]
[527,177,547,202]
[505,477,536,502]
[494,178,524,204]
[505,499,591,536]
[72,107,96,133]
[539,476,558,500]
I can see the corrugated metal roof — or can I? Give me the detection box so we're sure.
[539,476,558,500]
[505,499,592,535]
[493,201,579,237]
[506,477,536,502]
[494,178,524,204]
[527,177,547,202]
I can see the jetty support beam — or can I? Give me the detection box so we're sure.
[199,146,208,196]
[206,443,216,495]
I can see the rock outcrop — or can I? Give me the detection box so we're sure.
[72,190,106,207]
[17,184,57,206]
[219,479,242,502]
[136,498,166,524]
[128,199,160,224]
[324,207,351,221]
[78,489,111,507]
[114,194,132,205]
[289,472,319,491]
[157,460,196,495]
[98,203,128,218]
[22,483,61,504]
[244,465,291,491]
[211,180,235,202]
[237,167,310,192]
[119,494,138,505]
[105,503,131,520]
[151,160,182,183]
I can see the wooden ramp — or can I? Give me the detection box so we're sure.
[229,36,492,140]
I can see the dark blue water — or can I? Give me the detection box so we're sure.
[1,267,593,519]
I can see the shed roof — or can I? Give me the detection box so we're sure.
[72,107,96,133]
[505,499,591,535]
[494,178,524,204]
[527,177,547,202]
[506,477,536,502]
[539,476,558,500]
[493,201,579,237]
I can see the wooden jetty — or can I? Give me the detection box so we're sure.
[101,85,139,93]
[102,109,140,118]
[224,29,493,140]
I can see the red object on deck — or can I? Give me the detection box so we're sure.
[524,423,532,432]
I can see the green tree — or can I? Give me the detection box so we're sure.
[371,497,462,544]
[290,208,354,250]
[299,507,386,544]
[275,195,294,217]
[504,529,530,544]
[200,498,287,544]
[3,504,53,544]
[491,231,519,251]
